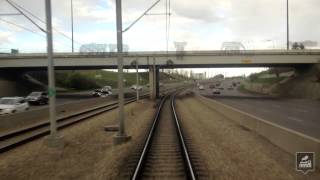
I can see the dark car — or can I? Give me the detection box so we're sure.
[228,86,234,90]
[209,84,215,89]
[26,92,48,105]
[212,88,221,94]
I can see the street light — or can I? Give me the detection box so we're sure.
[71,0,74,52]
[286,0,289,50]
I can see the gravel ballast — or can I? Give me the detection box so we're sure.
[0,100,155,180]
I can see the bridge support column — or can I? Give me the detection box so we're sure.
[149,66,159,100]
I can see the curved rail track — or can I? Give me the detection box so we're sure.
[0,95,149,153]
[131,92,196,180]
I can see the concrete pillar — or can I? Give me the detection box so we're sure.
[155,67,159,98]
[149,66,156,100]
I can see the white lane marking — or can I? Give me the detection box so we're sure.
[288,116,303,122]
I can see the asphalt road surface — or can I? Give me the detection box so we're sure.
[196,79,320,140]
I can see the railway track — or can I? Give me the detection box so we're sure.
[0,95,149,153]
[130,93,196,180]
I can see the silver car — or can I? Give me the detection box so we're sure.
[0,97,30,115]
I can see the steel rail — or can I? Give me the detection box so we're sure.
[131,91,196,179]
[171,92,196,180]
[0,94,149,153]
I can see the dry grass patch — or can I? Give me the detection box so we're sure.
[176,96,320,180]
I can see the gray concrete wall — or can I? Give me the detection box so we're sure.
[0,78,29,97]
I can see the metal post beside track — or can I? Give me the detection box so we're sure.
[44,0,64,148]
[113,0,131,145]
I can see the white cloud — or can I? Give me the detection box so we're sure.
[0,0,320,52]
[0,30,14,45]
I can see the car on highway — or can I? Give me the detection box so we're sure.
[209,84,215,89]
[25,91,48,105]
[212,88,221,94]
[92,89,112,97]
[198,85,205,90]
[227,86,234,90]
[0,97,29,115]
[101,86,112,92]
[130,85,143,90]
[232,82,237,87]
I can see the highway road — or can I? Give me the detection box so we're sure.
[7,87,149,112]
[196,79,320,140]
[0,82,184,134]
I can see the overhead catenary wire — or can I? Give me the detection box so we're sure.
[6,0,88,51]
[0,18,75,50]
[122,0,161,32]
[6,0,46,32]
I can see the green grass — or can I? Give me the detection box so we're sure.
[248,77,286,84]
[237,84,266,95]
[27,70,189,91]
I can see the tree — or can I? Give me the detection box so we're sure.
[292,42,305,50]
[292,42,299,49]
[299,43,305,50]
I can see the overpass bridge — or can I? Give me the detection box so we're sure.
[1,50,319,99]
[0,50,319,70]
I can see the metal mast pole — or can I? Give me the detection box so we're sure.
[46,0,56,136]
[136,60,139,101]
[71,0,74,52]
[286,0,289,50]
[45,0,63,148]
[114,0,130,144]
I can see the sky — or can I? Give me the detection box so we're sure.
[0,0,319,76]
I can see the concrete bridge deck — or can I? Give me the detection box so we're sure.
[0,50,319,69]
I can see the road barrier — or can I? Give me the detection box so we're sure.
[199,95,320,168]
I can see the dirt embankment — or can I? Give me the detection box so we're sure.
[0,100,155,180]
[243,65,320,100]
[176,95,320,180]
[275,65,320,100]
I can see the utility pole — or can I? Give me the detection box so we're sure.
[114,0,130,145]
[44,0,63,148]
[71,0,74,52]
[136,60,139,101]
[286,0,289,50]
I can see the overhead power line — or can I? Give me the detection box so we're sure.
[0,17,44,37]
[6,0,87,50]
[6,0,46,32]
[122,0,161,32]
[0,18,75,50]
